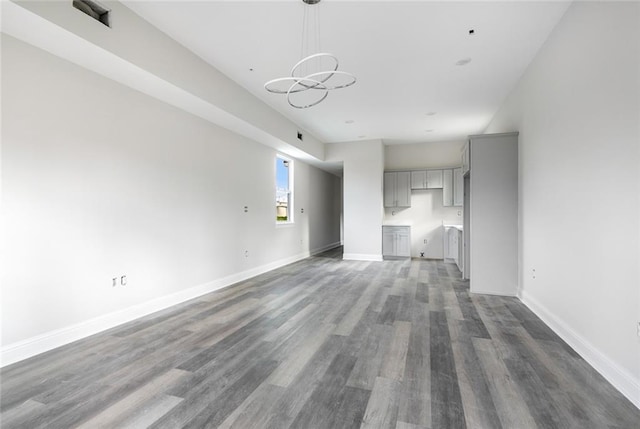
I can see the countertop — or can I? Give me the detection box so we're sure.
[443,224,463,231]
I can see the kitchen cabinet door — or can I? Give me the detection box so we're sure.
[446,227,457,259]
[453,167,463,206]
[411,170,427,189]
[396,172,411,207]
[456,229,464,272]
[442,169,453,206]
[384,172,396,207]
[382,228,396,256]
[426,170,444,189]
[382,226,411,258]
[384,172,411,208]
[396,228,411,257]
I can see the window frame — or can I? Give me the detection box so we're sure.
[275,155,294,225]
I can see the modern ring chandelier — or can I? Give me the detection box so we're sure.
[264,0,356,109]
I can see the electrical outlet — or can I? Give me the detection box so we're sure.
[112,277,118,287]
[423,239,428,244]
[120,275,127,286]
[532,268,536,279]
[245,250,249,258]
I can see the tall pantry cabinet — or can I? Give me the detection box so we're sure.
[463,132,518,296]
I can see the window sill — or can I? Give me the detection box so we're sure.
[276,222,295,228]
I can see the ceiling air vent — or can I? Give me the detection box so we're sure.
[73,0,111,27]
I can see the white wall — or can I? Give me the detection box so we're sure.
[485,1,640,405]
[385,141,465,170]
[4,0,325,162]
[384,142,464,258]
[0,35,341,363]
[383,192,461,259]
[326,140,384,260]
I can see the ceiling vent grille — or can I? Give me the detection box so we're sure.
[73,0,111,27]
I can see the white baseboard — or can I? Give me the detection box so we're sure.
[471,289,519,298]
[0,250,315,367]
[343,253,383,262]
[310,241,342,256]
[521,291,640,409]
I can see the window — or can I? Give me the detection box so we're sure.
[276,156,293,223]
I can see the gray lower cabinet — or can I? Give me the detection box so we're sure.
[445,227,458,260]
[444,226,463,273]
[382,225,411,258]
[457,228,463,272]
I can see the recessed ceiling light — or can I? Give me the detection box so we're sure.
[345,120,355,124]
[358,135,366,138]
[455,58,472,66]
[425,129,434,133]
[426,112,437,116]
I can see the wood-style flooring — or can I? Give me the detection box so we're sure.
[1,248,638,428]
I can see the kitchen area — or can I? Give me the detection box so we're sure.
[382,164,464,274]
[382,133,518,296]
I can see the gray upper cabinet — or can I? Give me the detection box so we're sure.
[384,172,396,206]
[411,169,443,190]
[426,170,443,188]
[453,167,463,206]
[384,171,411,207]
[410,170,427,189]
[443,169,453,206]
[443,168,463,207]
[395,172,411,207]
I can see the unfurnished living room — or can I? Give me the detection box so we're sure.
[1,1,639,428]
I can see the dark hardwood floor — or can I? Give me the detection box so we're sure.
[1,248,638,428]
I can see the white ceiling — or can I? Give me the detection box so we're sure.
[122,0,571,145]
